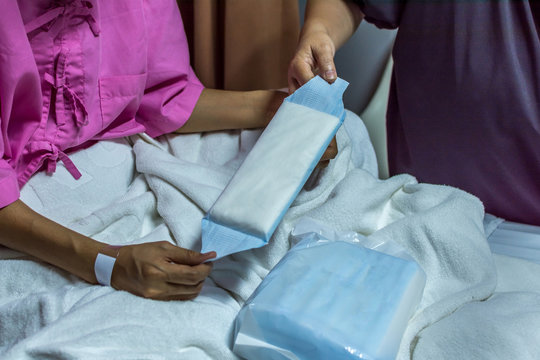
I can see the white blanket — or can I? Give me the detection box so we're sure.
[1,111,539,359]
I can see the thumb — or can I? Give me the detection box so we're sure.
[313,45,337,83]
[167,247,216,265]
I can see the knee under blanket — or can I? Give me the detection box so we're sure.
[1,111,539,359]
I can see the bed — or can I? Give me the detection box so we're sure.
[1,103,539,359]
[2,19,540,360]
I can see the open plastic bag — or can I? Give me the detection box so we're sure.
[233,217,426,360]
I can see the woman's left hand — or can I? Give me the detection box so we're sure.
[110,241,216,301]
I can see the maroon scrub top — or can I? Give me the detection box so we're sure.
[358,0,540,225]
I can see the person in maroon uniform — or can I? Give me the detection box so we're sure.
[289,0,540,226]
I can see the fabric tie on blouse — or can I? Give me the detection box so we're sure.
[43,55,89,128]
[24,1,100,37]
[23,1,100,180]
[45,144,82,179]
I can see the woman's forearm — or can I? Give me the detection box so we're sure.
[0,199,216,300]
[177,89,286,133]
[0,200,103,283]
[303,0,363,49]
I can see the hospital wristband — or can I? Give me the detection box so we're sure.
[94,245,123,286]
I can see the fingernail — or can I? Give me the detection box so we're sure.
[202,251,217,259]
[324,70,336,80]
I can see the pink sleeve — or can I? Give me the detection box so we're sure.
[137,0,204,138]
[0,2,42,208]
[0,164,20,208]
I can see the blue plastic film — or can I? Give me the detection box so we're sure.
[234,239,426,360]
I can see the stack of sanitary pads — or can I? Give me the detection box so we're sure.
[233,219,426,360]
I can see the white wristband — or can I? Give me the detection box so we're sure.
[94,253,117,286]
[94,245,123,286]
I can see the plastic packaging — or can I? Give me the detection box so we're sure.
[233,217,426,360]
[201,77,349,259]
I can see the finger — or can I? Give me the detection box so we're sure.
[312,44,337,83]
[163,262,213,286]
[161,293,198,301]
[288,77,300,95]
[166,246,216,266]
[288,56,316,92]
[295,60,316,85]
[160,291,200,301]
[162,281,205,301]
[288,76,306,94]
[142,281,205,301]
[317,160,330,169]
[321,137,338,161]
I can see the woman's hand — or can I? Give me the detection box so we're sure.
[288,27,337,93]
[111,242,216,301]
[288,27,339,163]
[287,0,362,162]
[287,0,363,93]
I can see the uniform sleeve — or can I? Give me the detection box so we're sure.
[0,163,19,208]
[137,0,204,138]
[354,0,405,29]
[0,2,42,208]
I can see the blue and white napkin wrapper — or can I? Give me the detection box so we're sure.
[201,76,349,259]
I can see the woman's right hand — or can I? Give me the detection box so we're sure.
[111,241,216,301]
[287,0,363,94]
[288,26,338,94]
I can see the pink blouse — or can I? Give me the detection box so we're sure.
[0,0,204,208]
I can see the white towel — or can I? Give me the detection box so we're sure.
[0,110,373,359]
[411,254,540,360]
[2,109,540,359]
[2,139,241,359]
[133,108,500,360]
[293,170,497,358]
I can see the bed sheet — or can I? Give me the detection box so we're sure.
[487,220,540,264]
[1,110,539,360]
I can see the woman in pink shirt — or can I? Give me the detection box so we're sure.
[0,0,288,300]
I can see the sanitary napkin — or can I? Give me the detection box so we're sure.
[201,76,348,259]
[233,218,426,360]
